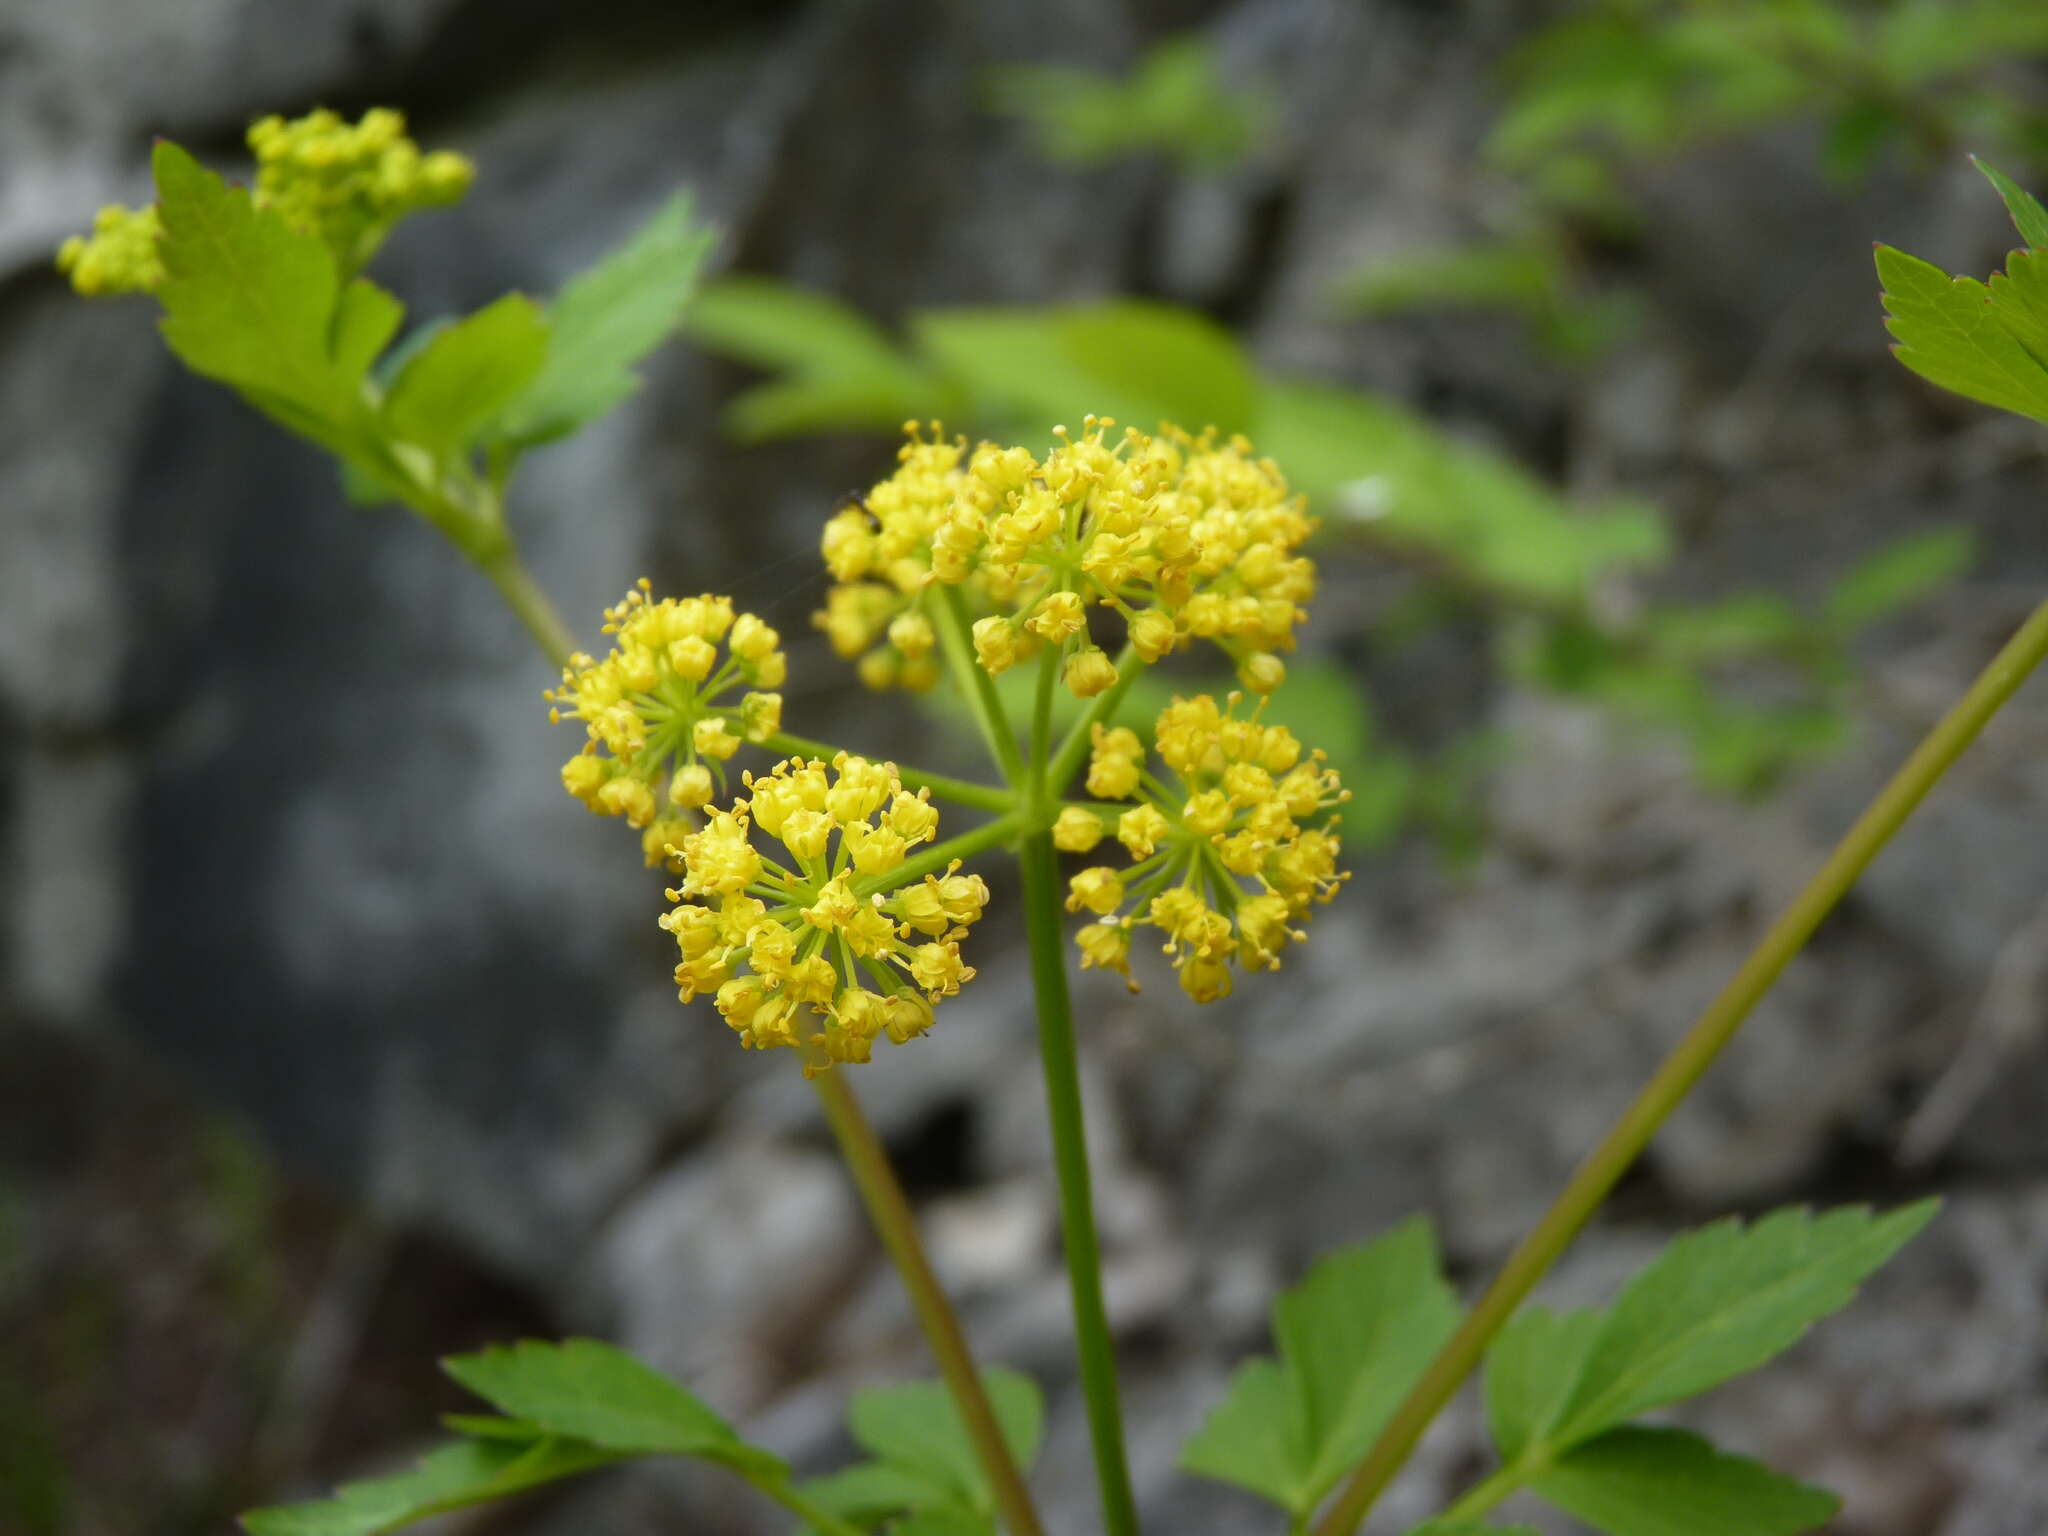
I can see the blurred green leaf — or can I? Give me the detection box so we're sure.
[442,1338,784,1477]
[986,35,1264,173]
[1484,1306,1603,1465]
[491,192,716,448]
[240,1438,624,1536]
[688,276,950,441]
[1529,1427,1838,1536]
[844,1367,1043,1513]
[1823,527,1974,632]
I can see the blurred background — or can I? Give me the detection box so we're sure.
[6,1,2048,1532]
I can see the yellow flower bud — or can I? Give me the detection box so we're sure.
[1116,804,1171,859]
[1064,646,1119,698]
[888,611,936,659]
[693,716,741,761]
[972,615,1021,675]
[669,762,715,808]
[1067,866,1124,915]
[1026,590,1086,643]
[1052,806,1106,853]
[1238,651,1287,693]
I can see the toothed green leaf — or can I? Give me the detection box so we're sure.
[1529,1427,1838,1536]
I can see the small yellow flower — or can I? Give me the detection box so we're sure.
[659,753,982,1073]
[1052,806,1107,853]
[548,581,787,835]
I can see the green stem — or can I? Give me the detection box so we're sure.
[1435,1462,1527,1525]
[761,730,1015,813]
[1030,644,1060,800]
[813,1070,1046,1536]
[454,522,1029,1534]
[858,812,1025,895]
[933,584,1027,785]
[477,545,579,671]
[1310,594,2048,1536]
[1016,830,1139,1536]
[1045,645,1141,798]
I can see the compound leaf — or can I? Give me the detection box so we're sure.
[1484,1306,1602,1464]
[1529,1427,1838,1536]
[442,1337,783,1478]
[239,1436,624,1536]
[493,192,716,447]
[1549,1202,1937,1448]
[844,1367,1043,1513]
[1182,1218,1462,1516]
[1974,156,2048,251]
[384,294,548,459]
[1876,243,2048,423]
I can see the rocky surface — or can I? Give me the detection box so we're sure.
[4,1,2048,1532]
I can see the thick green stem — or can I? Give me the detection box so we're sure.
[813,1070,1045,1536]
[1435,1462,1527,1525]
[477,545,579,671]
[1016,830,1139,1536]
[1311,594,2048,1536]
[761,730,1015,813]
[933,585,1027,784]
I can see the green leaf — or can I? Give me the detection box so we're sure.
[330,279,404,382]
[686,276,951,442]
[1823,527,1974,632]
[240,1436,624,1536]
[915,300,1257,439]
[1528,1427,1838,1536]
[1974,156,2048,251]
[441,1338,783,1478]
[1484,1306,1602,1464]
[798,1459,961,1519]
[1549,1202,1938,1448]
[383,294,549,459]
[1259,379,1667,598]
[1182,1218,1463,1515]
[492,193,717,448]
[152,141,362,450]
[1876,243,2048,423]
[845,1367,1043,1512]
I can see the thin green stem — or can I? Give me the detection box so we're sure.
[933,584,1027,786]
[1016,829,1139,1536]
[1436,1462,1527,1524]
[813,1070,1045,1536]
[478,546,579,670]
[760,730,1016,813]
[1310,594,2048,1536]
[455,520,1028,1534]
[1045,645,1142,798]
[859,812,1025,896]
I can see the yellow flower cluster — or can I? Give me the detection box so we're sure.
[816,418,1316,696]
[59,107,473,299]
[56,204,166,296]
[548,581,787,867]
[1060,694,1347,1001]
[247,107,473,270]
[661,754,988,1071]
